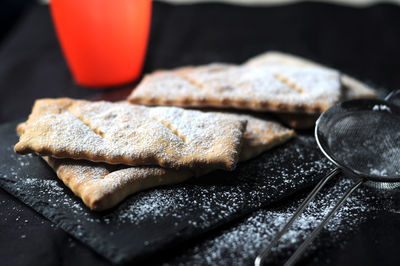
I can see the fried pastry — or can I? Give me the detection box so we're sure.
[17,113,294,211]
[42,156,193,211]
[244,51,377,128]
[244,51,376,100]
[128,63,342,114]
[14,98,246,170]
[223,113,295,161]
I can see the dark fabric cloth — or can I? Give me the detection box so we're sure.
[2,2,400,123]
[0,0,34,43]
[0,2,400,266]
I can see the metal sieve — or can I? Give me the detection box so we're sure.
[255,91,400,266]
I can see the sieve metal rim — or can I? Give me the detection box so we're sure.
[315,98,400,183]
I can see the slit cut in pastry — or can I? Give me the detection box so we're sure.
[14,98,247,171]
[244,51,377,128]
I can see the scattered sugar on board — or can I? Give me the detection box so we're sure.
[6,150,88,216]
[163,178,399,266]
[115,185,253,227]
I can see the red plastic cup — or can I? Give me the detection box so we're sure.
[50,0,152,88]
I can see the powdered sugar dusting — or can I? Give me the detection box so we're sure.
[163,178,399,266]
[16,99,246,170]
[129,63,341,112]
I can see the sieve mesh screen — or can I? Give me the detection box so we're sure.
[316,100,400,181]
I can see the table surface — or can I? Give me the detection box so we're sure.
[1,2,400,266]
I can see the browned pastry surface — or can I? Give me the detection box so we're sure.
[244,51,377,128]
[128,63,342,114]
[244,51,377,101]
[128,51,377,129]
[14,98,246,171]
[42,156,193,211]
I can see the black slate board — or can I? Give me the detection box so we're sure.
[0,120,333,264]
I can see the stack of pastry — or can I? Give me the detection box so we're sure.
[14,51,375,211]
[14,99,295,210]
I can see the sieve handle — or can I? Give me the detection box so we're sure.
[283,178,365,266]
[254,167,341,266]
[385,90,400,105]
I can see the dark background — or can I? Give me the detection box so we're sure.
[0,1,400,266]
[1,1,400,123]
[0,0,33,43]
